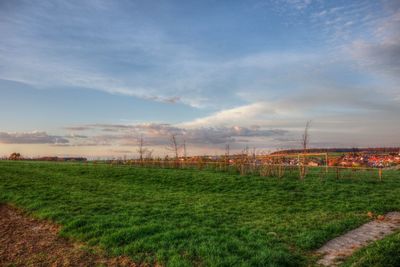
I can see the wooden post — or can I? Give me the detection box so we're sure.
[378,168,382,181]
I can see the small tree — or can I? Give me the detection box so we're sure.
[166,134,179,161]
[137,135,150,165]
[183,139,187,159]
[225,144,230,158]
[300,120,312,179]
[145,149,153,160]
[9,152,22,160]
[252,147,257,162]
[302,120,311,153]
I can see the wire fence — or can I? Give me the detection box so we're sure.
[108,159,385,181]
[0,158,387,181]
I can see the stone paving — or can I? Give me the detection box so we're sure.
[316,212,400,266]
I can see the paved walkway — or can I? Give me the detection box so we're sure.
[316,212,400,266]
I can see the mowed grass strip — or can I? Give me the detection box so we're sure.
[0,161,399,266]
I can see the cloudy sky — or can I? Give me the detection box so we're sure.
[0,0,399,158]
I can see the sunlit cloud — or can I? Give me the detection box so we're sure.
[0,0,399,157]
[0,131,68,144]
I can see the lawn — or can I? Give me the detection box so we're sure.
[343,231,400,267]
[0,161,399,266]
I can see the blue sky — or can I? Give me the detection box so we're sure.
[0,0,399,157]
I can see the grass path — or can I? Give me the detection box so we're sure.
[316,212,400,266]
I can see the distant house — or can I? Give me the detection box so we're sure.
[339,161,352,167]
[308,161,319,167]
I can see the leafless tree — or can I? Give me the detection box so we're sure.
[166,134,179,160]
[225,144,230,158]
[302,120,311,153]
[137,135,149,163]
[145,149,153,160]
[299,120,311,179]
[243,145,249,156]
[183,139,187,159]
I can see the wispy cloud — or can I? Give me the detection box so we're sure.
[348,6,400,78]
[64,126,93,131]
[0,131,69,144]
[0,0,397,110]
[60,123,288,151]
[1,0,399,154]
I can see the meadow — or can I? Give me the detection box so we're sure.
[0,161,399,266]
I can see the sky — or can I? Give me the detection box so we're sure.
[0,0,399,158]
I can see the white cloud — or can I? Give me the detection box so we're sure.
[348,7,400,78]
[180,102,277,128]
[1,0,400,153]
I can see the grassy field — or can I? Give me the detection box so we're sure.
[0,161,399,266]
[343,231,400,267]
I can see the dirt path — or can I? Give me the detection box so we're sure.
[0,204,137,267]
[316,212,400,266]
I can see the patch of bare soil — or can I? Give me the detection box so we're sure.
[0,204,137,267]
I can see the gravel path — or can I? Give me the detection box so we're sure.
[316,212,400,266]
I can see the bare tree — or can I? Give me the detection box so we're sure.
[299,120,311,179]
[145,149,153,159]
[167,134,179,160]
[243,145,249,156]
[137,135,149,163]
[183,139,187,159]
[302,120,311,153]
[225,144,230,158]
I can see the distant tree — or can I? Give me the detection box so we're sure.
[351,147,359,156]
[252,147,257,161]
[225,144,230,160]
[243,145,249,156]
[166,134,179,160]
[137,135,151,163]
[302,120,312,153]
[300,121,312,180]
[9,152,22,160]
[183,139,187,159]
[145,150,153,160]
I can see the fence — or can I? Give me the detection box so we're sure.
[109,158,384,181]
[0,157,385,181]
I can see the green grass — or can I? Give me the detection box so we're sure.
[342,231,400,267]
[0,161,399,266]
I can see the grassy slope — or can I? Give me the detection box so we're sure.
[0,161,399,266]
